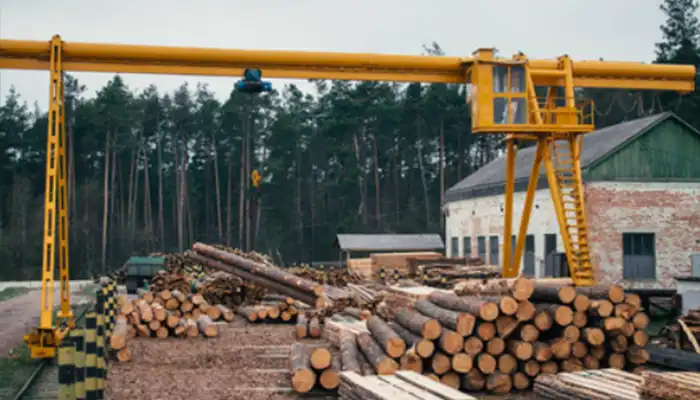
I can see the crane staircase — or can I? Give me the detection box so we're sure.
[551,136,594,285]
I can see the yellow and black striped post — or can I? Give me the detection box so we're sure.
[379,266,385,282]
[84,312,98,400]
[71,328,86,400]
[104,279,117,338]
[440,272,447,289]
[422,272,428,285]
[58,336,76,400]
[392,269,399,282]
[96,291,106,399]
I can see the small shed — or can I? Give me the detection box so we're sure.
[334,234,445,258]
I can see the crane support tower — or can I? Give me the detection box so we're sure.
[0,35,693,358]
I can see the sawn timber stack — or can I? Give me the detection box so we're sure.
[189,242,325,309]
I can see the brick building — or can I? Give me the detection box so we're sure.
[443,112,700,288]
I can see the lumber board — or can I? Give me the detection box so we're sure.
[394,371,477,399]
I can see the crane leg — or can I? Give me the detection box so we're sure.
[25,35,71,359]
[501,137,517,276]
[502,139,545,277]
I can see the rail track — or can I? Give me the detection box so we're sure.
[10,302,93,400]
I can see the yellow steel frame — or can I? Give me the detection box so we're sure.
[0,35,692,358]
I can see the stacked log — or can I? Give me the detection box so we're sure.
[189,243,326,309]
[237,295,305,325]
[330,278,649,396]
[290,342,341,393]
[108,289,236,362]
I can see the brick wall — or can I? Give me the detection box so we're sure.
[585,181,700,288]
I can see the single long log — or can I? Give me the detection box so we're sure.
[414,299,476,336]
[455,278,534,301]
[290,342,316,393]
[339,332,362,374]
[387,321,435,358]
[428,292,499,321]
[189,252,323,308]
[367,316,405,358]
[356,332,398,375]
[530,283,577,304]
[394,308,441,340]
[193,243,323,295]
[577,283,625,303]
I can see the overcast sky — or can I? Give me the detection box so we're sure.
[0,0,676,110]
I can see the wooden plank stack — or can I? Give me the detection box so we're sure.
[290,342,341,393]
[326,277,651,395]
[639,371,700,400]
[287,265,365,287]
[339,370,477,400]
[533,368,642,399]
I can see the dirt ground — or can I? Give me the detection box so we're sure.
[106,321,330,400]
[0,284,94,356]
[106,319,542,400]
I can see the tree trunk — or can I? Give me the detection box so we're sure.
[366,316,405,358]
[238,131,246,250]
[225,154,233,246]
[101,128,111,272]
[157,131,165,252]
[372,134,381,229]
[212,134,223,242]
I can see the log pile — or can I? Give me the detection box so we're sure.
[288,265,365,287]
[652,306,700,352]
[108,290,236,362]
[533,368,642,399]
[415,260,500,288]
[639,371,700,400]
[236,295,307,324]
[290,342,341,393]
[150,270,191,293]
[324,277,651,395]
[189,243,326,309]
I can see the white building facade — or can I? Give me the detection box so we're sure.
[443,113,700,289]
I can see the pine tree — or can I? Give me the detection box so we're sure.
[656,0,700,64]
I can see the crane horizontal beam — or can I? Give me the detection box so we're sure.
[0,39,694,91]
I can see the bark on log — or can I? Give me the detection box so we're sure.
[309,317,322,338]
[339,332,362,374]
[530,283,577,304]
[413,299,475,336]
[367,316,406,358]
[193,243,323,295]
[356,332,398,375]
[456,278,534,301]
[189,252,323,308]
[236,306,258,322]
[577,283,625,303]
[394,308,441,340]
[290,342,316,393]
[428,292,499,321]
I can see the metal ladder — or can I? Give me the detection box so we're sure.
[552,137,594,285]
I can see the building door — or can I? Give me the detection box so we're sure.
[544,234,557,277]
[489,236,499,266]
[523,235,535,277]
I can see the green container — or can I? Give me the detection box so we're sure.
[124,256,166,294]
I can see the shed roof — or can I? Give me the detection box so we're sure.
[334,234,445,252]
[444,112,690,203]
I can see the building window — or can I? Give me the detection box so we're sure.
[623,233,656,279]
[463,237,472,258]
[489,236,499,266]
[450,237,459,258]
[477,236,487,262]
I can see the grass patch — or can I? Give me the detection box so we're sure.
[0,287,31,302]
[0,343,38,397]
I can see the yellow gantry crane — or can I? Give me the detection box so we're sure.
[0,35,693,358]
